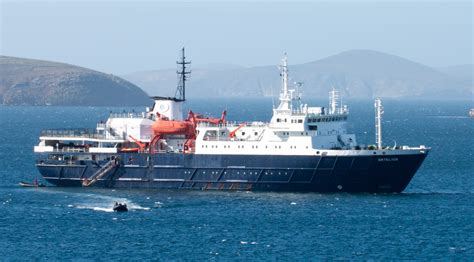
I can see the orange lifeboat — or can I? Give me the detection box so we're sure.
[152,119,194,136]
[150,112,197,154]
[152,113,195,136]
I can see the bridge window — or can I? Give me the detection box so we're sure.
[254,132,258,136]
[277,118,281,122]
[298,119,303,123]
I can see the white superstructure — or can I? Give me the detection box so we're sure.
[34,53,428,157]
[194,54,355,155]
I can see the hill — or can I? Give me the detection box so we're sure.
[122,50,472,99]
[0,56,152,106]
[436,64,473,87]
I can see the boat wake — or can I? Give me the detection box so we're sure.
[73,199,150,212]
[39,190,151,212]
[73,195,151,212]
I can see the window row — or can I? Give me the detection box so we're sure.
[308,116,347,123]
[201,145,310,149]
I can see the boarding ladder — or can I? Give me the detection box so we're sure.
[82,159,118,187]
[337,135,346,147]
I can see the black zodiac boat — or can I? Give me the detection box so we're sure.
[113,202,128,212]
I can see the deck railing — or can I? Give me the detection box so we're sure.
[40,129,105,139]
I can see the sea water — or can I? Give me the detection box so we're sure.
[0,98,472,260]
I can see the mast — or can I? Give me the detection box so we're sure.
[329,87,339,115]
[175,47,191,101]
[281,53,289,98]
[374,98,383,150]
[277,53,291,111]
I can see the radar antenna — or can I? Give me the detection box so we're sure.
[175,47,191,101]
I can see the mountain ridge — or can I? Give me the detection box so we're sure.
[0,56,152,106]
[122,50,472,99]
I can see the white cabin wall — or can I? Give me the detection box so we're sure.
[151,100,184,120]
[106,118,154,141]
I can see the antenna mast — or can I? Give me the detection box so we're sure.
[374,98,384,150]
[175,47,191,101]
[329,87,339,114]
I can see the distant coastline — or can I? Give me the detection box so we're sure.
[1,50,472,106]
[0,56,151,106]
[122,50,472,100]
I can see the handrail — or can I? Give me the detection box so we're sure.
[41,129,104,139]
[82,160,117,187]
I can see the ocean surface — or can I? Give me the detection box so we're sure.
[0,98,473,260]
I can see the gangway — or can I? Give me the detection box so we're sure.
[82,159,118,187]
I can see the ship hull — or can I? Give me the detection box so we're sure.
[36,152,427,193]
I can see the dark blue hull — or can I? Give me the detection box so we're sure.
[35,152,427,193]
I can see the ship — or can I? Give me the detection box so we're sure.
[33,49,429,193]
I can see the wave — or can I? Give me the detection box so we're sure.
[35,189,151,212]
[427,116,469,119]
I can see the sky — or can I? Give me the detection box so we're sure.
[1,1,472,75]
